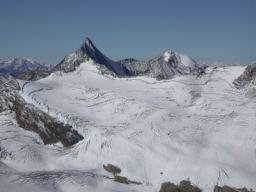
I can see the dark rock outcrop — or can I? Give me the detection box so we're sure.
[146,50,205,80]
[119,58,148,76]
[233,64,256,89]
[103,163,142,185]
[159,180,201,192]
[160,182,180,192]
[159,181,255,192]
[0,75,84,147]
[179,180,201,192]
[13,97,84,147]
[103,164,122,176]
[53,37,206,80]
[53,38,129,76]
[0,75,20,113]
[114,175,129,184]
[214,185,255,192]
[16,69,51,81]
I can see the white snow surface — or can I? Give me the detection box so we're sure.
[1,60,256,192]
[163,50,196,68]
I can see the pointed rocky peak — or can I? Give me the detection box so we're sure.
[76,37,110,65]
[79,37,98,54]
[54,37,128,76]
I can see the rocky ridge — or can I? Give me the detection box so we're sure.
[0,75,83,147]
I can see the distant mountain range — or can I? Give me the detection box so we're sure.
[1,37,256,192]
[0,57,48,76]
[53,37,205,79]
[0,37,255,87]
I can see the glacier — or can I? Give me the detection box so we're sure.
[0,59,255,192]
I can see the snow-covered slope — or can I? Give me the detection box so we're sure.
[0,57,47,77]
[1,61,255,192]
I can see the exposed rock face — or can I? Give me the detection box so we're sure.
[119,58,148,76]
[160,182,180,192]
[214,185,255,192]
[179,180,201,192]
[54,38,129,76]
[117,51,206,79]
[159,180,201,192]
[0,75,20,113]
[103,163,142,185]
[114,175,129,184]
[233,64,256,89]
[149,50,205,79]
[0,75,84,147]
[159,182,255,192]
[16,69,51,81]
[53,37,206,80]
[13,97,84,147]
[103,164,122,176]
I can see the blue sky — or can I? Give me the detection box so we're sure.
[0,0,255,64]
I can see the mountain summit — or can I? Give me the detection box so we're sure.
[54,37,128,76]
[146,50,204,79]
[120,50,205,79]
[54,37,205,79]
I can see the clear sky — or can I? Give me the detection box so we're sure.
[0,0,255,64]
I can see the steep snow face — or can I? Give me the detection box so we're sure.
[1,61,253,191]
[0,58,46,77]
[54,38,128,76]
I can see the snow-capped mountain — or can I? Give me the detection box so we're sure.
[0,57,47,77]
[119,50,206,79]
[54,37,129,76]
[54,37,205,80]
[1,58,256,192]
[0,38,255,192]
[146,50,205,79]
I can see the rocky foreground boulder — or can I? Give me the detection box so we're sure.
[0,75,84,147]
[103,164,122,176]
[159,180,201,192]
[214,185,255,192]
[159,180,255,192]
